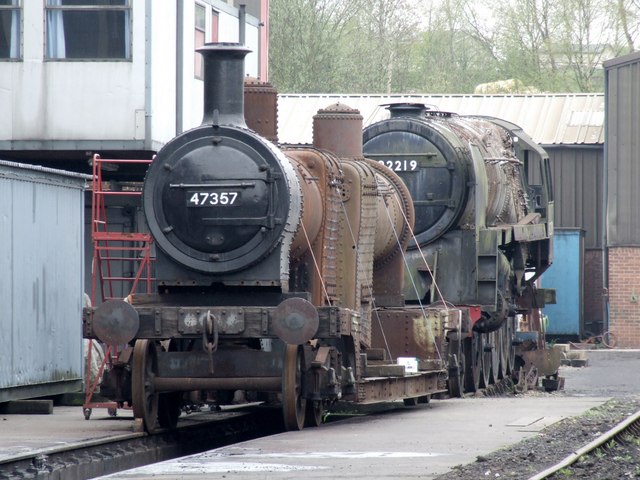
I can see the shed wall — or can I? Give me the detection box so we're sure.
[605,52,640,247]
[546,146,603,249]
[0,162,86,401]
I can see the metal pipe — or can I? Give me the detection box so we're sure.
[144,0,153,150]
[602,69,610,333]
[154,376,282,392]
[259,0,269,81]
[175,0,184,135]
[238,4,246,45]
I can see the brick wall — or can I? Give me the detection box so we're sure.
[583,249,604,333]
[608,247,640,348]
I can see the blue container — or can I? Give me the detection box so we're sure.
[541,229,584,337]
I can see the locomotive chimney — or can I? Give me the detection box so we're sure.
[386,103,428,118]
[312,103,363,158]
[244,76,279,142]
[197,42,251,127]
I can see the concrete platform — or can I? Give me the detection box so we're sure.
[0,405,245,464]
[1,349,636,479]
[0,406,140,462]
[97,395,608,479]
[98,349,640,479]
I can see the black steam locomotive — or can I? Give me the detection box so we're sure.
[84,43,554,433]
[363,105,555,394]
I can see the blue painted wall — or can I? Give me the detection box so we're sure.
[541,229,584,337]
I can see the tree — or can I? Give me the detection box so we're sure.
[269,0,365,92]
[614,0,640,51]
[410,0,502,93]
[269,0,640,94]
[339,0,420,93]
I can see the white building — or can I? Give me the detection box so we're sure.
[0,0,267,159]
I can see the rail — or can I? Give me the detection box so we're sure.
[0,409,277,480]
[528,408,640,479]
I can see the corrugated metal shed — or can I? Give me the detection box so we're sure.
[546,146,604,249]
[0,161,89,402]
[277,94,605,146]
[604,51,640,247]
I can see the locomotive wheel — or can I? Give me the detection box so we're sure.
[496,328,506,380]
[481,333,492,388]
[489,331,500,384]
[158,392,182,429]
[506,317,516,375]
[464,332,482,392]
[157,340,182,429]
[447,339,465,398]
[305,400,323,427]
[282,344,306,431]
[132,339,159,433]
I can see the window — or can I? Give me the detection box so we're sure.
[194,3,205,79]
[45,0,131,60]
[194,5,219,79]
[0,0,20,60]
[211,9,218,42]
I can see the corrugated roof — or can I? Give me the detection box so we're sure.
[277,94,605,146]
[0,159,91,186]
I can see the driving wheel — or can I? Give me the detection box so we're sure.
[132,339,159,433]
[447,339,465,398]
[481,332,492,388]
[282,344,306,430]
[464,332,482,392]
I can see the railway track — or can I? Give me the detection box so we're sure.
[528,408,640,480]
[0,408,282,480]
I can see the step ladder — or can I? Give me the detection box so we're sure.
[83,154,155,420]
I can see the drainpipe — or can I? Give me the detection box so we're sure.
[603,70,610,332]
[259,0,269,81]
[144,0,153,150]
[239,4,246,45]
[175,0,184,135]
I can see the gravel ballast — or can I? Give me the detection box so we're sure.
[435,395,640,479]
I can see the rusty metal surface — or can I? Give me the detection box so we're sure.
[354,370,447,404]
[85,303,350,341]
[271,297,319,345]
[371,308,446,363]
[93,299,140,345]
[157,349,282,379]
[154,377,281,392]
[243,76,278,142]
[312,103,364,158]
[367,159,415,307]
[286,148,342,306]
[335,160,378,348]
[521,347,562,377]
